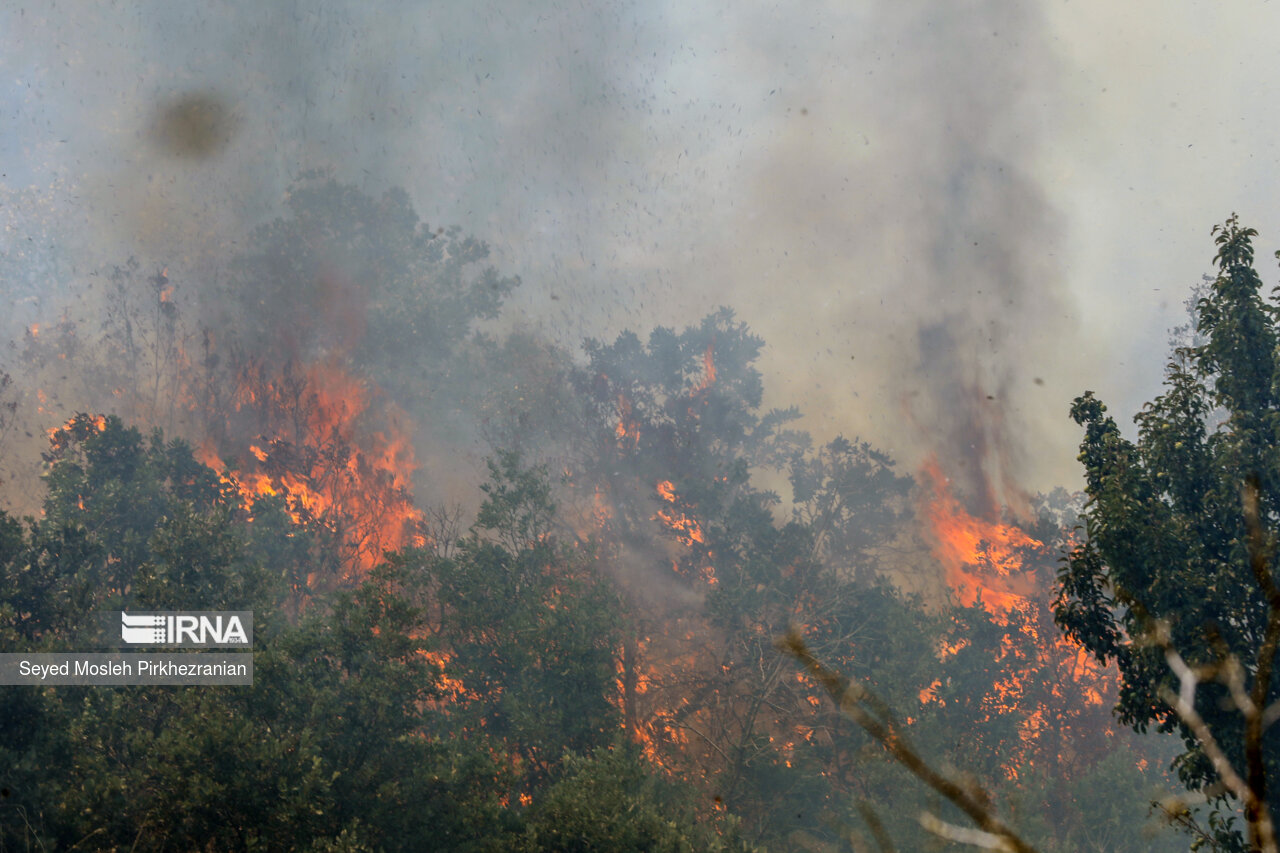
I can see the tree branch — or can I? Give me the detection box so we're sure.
[1243,477,1280,852]
[1152,619,1277,853]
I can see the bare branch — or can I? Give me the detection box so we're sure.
[1260,700,1280,731]
[1152,620,1277,853]
[1156,681,1250,805]
[855,801,897,853]
[919,812,1019,851]
[1156,798,1229,852]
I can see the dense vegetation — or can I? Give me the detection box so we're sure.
[0,179,1186,851]
[0,418,749,851]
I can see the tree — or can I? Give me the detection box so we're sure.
[515,744,754,853]
[0,417,512,851]
[552,309,1140,848]
[1056,216,1280,851]
[415,452,625,784]
[212,173,519,406]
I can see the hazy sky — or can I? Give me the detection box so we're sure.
[3,0,1279,501]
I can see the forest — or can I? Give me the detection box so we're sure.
[3,177,1278,851]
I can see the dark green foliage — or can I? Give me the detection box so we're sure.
[417,452,624,776]
[573,307,807,496]
[567,311,930,842]
[217,174,519,401]
[562,309,1132,848]
[517,744,754,853]
[0,285,1204,850]
[790,436,912,583]
[1056,216,1280,839]
[0,420,655,852]
[0,418,505,851]
[474,451,558,552]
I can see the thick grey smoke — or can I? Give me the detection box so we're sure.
[882,5,1066,515]
[702,2,1071,514]
[3,1,1086,510]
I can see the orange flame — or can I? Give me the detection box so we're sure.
[197,361,423,581]
[653,479,706,547]
[918,454,1118,776]
[615,394,640,449]
[157,267,173,303]
[45,412,108,454]
[421,649,477,703]
[690,343,717,395]
[919,457,1039,613]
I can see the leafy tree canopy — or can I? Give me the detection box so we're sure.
[215,173,520,400]
[0,420,721,852]
[1057,215,1280,844]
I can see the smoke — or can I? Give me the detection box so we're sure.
[731,2,1069,516]
[150,92,238,160]
[3,0,1079,513]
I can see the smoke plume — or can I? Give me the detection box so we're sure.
[2,0,1075,513]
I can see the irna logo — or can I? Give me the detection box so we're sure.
[119,612,251,647]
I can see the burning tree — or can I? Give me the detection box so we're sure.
[1,169,1191,849]
[546,309,1148,848]
[7,176,523,594]
[0,417,753,852]
[544,311,876,836]
[1058,216,1280,851]
[412,451,626,782]
[0,417,468,851]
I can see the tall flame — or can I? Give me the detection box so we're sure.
[690,342,717,395]
[653,479,707,548]
[917,454,1117,776]
[919,456,1040,612]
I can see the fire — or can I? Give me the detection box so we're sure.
[591,486,612,530]
[621,628,702,766]
[156,267,173,303]
[615,394,639,449]
[917,454,1117,775]
[690,342,716,395]
[45,412,108,454]
[421,649,477,702]
[196,360,423,581]
[919,457,1039,612]
[575,334,747,786]
[653,479,706,547]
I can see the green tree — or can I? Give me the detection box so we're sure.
[563,311,982,847]
[1056,216,1280,850]
[0,417,511,851]
[516,743,754,853]
[416,451,625,783]
[213,174,519,404]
